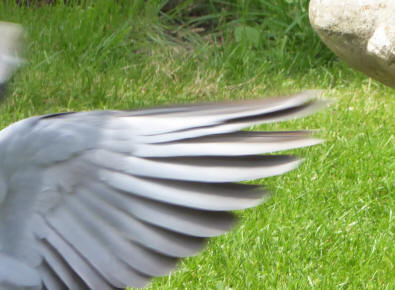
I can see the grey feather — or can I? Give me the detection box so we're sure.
[65,194,178,277]
[38,261,68,290]
[38,239,89,290]
[47,205,151,288]
[101,130,323,157]
[41,222,114,290]
[86,150,302,182]
[82,179,236,237]
[88,174,266,211]
[103,90,317,136]
[77,184,207,257]
[101,95,326,144]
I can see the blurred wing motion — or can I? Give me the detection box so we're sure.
[0,22,23,100]
[0,22,328,290]
[0,91,327,289]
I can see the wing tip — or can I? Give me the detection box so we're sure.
[308,137,325,146]
[296,89,324,98]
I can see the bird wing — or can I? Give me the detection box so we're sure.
[0,91,326,289]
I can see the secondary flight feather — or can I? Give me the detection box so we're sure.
[0,22,327,289]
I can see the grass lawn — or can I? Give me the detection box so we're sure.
[1,1,394,289]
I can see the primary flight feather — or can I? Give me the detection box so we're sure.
[0,22,327,289]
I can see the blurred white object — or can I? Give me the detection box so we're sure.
[309,0,395,88]
[0,21,23,84]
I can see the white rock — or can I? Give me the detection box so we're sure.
[309,0,395,88]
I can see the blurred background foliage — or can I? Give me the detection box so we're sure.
[6,0,336,69]
[1,0,348,113]
[0,1,394,289]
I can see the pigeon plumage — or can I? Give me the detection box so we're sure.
[0,22,327,289]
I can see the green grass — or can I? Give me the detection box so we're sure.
[1,1,394,289]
